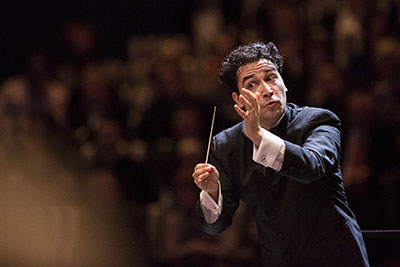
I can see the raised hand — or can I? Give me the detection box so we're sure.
[233,88,262,146]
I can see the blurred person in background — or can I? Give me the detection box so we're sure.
[341,91,375,229]
[57,18,100,91]
[369,38,400,230]
[76,166,151,267]
[192,42,369,266]
[307,61,347,121]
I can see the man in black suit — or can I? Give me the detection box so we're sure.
[192,42,369,266]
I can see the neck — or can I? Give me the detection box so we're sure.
[261,112,285,130]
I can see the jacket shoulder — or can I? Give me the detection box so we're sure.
[213,122,244,147]
[287,104,341,127]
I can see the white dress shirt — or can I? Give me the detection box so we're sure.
[199,128,286,223]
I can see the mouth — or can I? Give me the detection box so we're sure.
[265,100,278,107]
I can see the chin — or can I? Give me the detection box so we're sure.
[263,109,284,122]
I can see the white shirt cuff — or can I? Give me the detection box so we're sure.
[199,180,222,224]
[253,128,285,171]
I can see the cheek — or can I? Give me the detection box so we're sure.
[271,87,281,98]
[277,86,287,98]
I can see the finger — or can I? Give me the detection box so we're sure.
[208,165,216,173]
[194,164,210,177]
[234,104,247,120]
[192,169,202,180]
[241,88,257,106]
[193,168,210,181]
[239,94,253,112]
[194,172,209,183]
[241,89,260,114]
[194,178,205,188]
[194,163,208,170]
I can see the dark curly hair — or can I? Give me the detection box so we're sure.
[219,42,283,94]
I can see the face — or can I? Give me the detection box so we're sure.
[235,59,287,128]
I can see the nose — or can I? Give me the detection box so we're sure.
[259,81,273,98]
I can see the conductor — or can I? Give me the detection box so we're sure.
[192,42,369,266]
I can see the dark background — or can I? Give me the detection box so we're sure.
[0,0,195,80]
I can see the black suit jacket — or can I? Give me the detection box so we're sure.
[196,103,369,266]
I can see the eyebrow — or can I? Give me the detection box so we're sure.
[242,67,276,86]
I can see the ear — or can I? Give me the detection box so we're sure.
[232,92,240,105]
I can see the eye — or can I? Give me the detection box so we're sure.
[267,75,277,82]
[246,82,256,89]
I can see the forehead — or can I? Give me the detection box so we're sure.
[237,59,277,80]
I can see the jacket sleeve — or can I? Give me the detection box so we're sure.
[278,110,341,184]
[195,136,240,234]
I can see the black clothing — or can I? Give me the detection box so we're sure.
[196,103,369,266]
